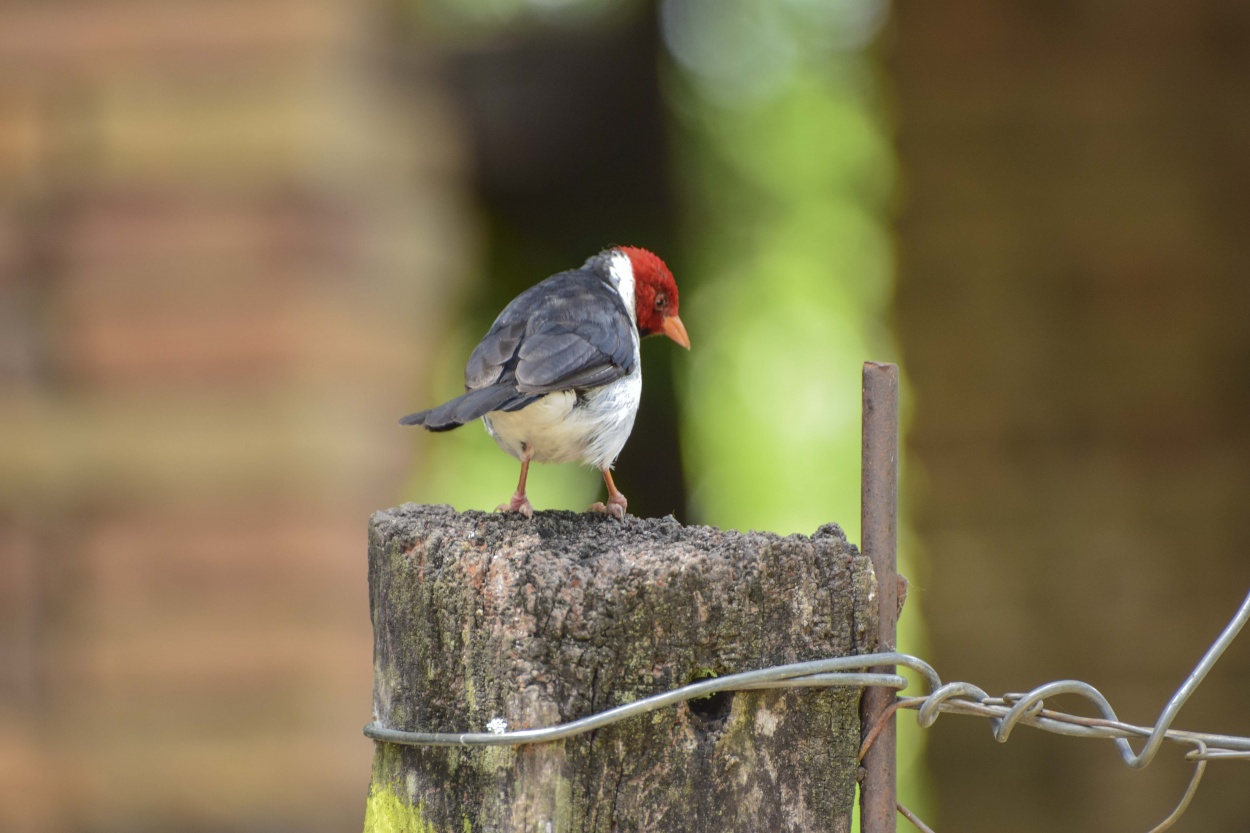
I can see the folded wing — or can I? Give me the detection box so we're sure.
[400,270,636,431]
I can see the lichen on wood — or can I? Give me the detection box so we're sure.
[365,504,878,833]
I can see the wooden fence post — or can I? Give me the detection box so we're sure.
[364,504,878,833]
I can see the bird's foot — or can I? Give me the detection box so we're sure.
[496,494,534,518]
[589,493,628,520]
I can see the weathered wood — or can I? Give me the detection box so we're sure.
[364,504,878,833]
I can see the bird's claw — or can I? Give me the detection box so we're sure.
[496,495,534,518]
[589,497,627,520]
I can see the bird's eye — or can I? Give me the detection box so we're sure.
[655,294,668,310]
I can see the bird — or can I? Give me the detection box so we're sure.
[400,246,689,519]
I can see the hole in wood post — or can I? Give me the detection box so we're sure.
[688,689,734,725]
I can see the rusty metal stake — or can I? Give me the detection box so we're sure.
[860,361,899,833]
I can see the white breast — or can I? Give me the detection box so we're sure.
[482,367,642,470]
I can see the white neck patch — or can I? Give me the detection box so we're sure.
[607,249,638,325]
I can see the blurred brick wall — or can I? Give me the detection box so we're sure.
[0,2,470,831]
[892,3,1250,831]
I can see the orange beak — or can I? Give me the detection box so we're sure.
[662,314,691,350]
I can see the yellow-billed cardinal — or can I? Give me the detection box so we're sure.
[401,246,689,519]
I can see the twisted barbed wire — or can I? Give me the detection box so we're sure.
[364,589,1250,832]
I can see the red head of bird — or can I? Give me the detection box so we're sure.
[619,246,690,349]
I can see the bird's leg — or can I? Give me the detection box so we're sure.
[496,456,534,518]
[589,468,628,520]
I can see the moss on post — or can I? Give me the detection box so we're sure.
[365,504,877,833]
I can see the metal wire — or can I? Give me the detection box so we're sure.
[365,656,923,747]
[363,589,1250,832]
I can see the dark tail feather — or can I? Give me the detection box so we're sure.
[399,386,539,431]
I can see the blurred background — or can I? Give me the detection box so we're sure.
[1,1,1248,832]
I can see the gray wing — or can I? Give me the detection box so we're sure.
[401,269,635,431]
[465,270,636,394]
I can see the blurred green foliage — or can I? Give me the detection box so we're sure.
[671,66,895,540]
